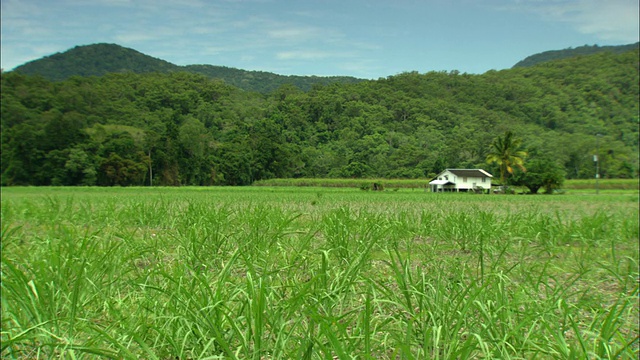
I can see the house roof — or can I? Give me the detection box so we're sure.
[445,169,493,178]
[429,180,455,185]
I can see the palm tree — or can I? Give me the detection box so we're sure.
[486,131,527,190]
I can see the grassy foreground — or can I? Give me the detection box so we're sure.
[1,187,638,359]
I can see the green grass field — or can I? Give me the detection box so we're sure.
[2,187,638,359]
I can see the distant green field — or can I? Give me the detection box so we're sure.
[254,177,639,192]
[564,178,639,190]
[253,177,429,189]
[2,187,638,359]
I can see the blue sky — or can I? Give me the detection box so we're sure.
[1,0,638,79]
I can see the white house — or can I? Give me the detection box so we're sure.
[429,169,493,193]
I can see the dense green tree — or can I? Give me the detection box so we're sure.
[98,153,147,186]
[511,157,566,194]
[64,148,97,186]
[179,116,209,158]
[340,161,373,178]
[216,140,253,186]
[1,123,44,185]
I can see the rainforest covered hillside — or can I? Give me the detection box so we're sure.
[1,48,638,186]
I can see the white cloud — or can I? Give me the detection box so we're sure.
[337,60,382,79]
[240,55,255,62]
[569,1,639,41]
[77,0,133,6]
[113,33,158,43]
[0,0,41,16]
[504,0,639,42]
[268,27,322,41]
[276,50,334,60]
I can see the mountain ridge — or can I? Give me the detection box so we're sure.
[513,42,639,68]
[11,43,180,79]
[10,43,365,93]
[11,42,640,93]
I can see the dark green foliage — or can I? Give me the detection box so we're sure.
[1,48,638,186]
[511,157,566,194]
[97,153,147,186]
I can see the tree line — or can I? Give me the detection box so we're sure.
[1,49,638,187]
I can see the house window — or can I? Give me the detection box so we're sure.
[463,177,467,182]
[444,175,448,180]
[438,177,442,180]
[482,177,486,183]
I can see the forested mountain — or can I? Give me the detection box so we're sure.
[10,43,364,93]
[2,48,638,186]
[10,44,181,81]
[513,42,639,68]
